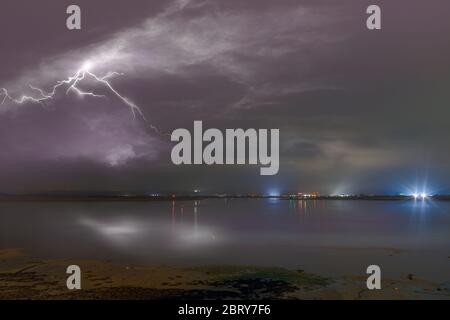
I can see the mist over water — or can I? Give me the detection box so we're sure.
[1,199,449,281]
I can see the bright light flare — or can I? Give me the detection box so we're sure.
[412,192,428,200]
[81,61,93,71]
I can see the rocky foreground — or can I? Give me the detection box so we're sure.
[1,249,449,300]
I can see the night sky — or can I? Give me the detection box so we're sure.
[1,0,449,195]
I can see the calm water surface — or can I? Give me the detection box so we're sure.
[1,199,449,281]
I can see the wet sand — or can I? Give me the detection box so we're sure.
[1,249,449,300]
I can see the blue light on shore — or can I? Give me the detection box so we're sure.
[412,192,429,200]
[268,188,280,197]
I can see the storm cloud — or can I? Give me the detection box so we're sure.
[0,0,449,194]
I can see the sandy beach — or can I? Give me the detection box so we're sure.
[1,248,449,300]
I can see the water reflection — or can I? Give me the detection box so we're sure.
[76,200,218,251]
[1,199,449,280]
[80,218,141,245]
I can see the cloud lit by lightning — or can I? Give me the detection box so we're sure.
[0,61,163,134]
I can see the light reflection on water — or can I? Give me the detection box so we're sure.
[0,199,449,281]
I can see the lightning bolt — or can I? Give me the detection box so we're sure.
[0,63,163,134]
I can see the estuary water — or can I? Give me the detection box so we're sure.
[1,199,449,281]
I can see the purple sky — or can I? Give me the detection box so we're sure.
[0,0,450,194]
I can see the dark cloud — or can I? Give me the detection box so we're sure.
[0,0,449,194]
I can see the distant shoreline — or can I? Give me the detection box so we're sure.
[1,194,449,202]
